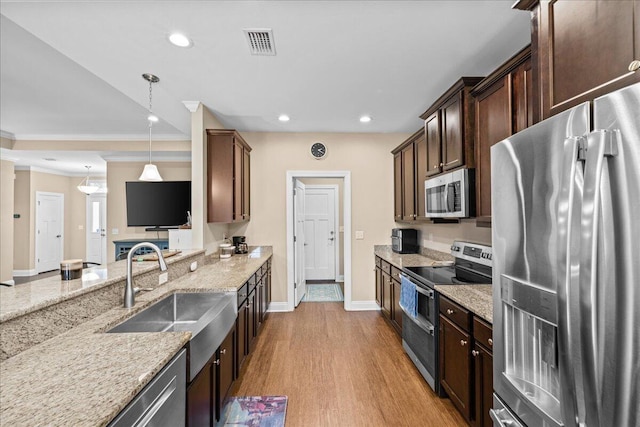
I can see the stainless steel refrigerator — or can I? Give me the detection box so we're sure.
[490,82,640,427]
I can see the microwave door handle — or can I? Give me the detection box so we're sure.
[445,183,455,212]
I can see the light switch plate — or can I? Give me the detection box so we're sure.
[355,230,364,240]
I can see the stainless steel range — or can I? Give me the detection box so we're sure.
[400,240,492,393]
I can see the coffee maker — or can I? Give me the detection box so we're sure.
[232,236,248,254]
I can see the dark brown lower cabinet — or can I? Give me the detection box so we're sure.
[473,342,493,427]
[439,314,472,421]
[391,277,402,333]
[236,299,248,378]
[187,363,214,427]
[381,271,392,319]
[247,289,257,352]
[375,265,382,307]
[216,326,235,419]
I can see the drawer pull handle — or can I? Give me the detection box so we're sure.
[447,309,454,315]
[460,340,467,346]
[488,338,493,346]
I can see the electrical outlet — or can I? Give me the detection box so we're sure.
[159,272,168,285]
[190,261,198,272]
[355,230,364,240]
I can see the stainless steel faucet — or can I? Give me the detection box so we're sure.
[124,242,168,308]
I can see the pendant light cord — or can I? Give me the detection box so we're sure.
[148,79,154,165]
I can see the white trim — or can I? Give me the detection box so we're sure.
[303,184,339,282]
[12,269,37,277]
[11,133,189,142]
[348,301,381,311]
[1,280,15,286]
[182,101,201,112]
[267,302,290,312]
[0,130,15,140]
[286,170,352,311]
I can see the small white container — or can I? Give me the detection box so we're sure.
[219,243,235,259]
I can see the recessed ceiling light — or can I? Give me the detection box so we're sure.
[359,115,372,123]
[43,158,57,161]
[168,33,192,48]
[278,114,290,122]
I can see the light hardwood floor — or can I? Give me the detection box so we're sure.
[231,302,467,426]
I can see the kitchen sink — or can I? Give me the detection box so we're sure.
[107,292,237,381]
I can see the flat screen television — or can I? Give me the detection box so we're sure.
[125,181,191,229]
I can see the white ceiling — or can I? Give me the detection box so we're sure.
[0,1,531,173]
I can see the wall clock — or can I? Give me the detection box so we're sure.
[310,142,328,159]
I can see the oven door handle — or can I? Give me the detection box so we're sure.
[400,274,434,299]
[400,306,435,336]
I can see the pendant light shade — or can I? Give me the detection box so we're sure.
[77,166,99,194]
[140,73,163,181]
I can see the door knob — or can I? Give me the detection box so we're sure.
[56,235,62,238]
[329,237,334,241]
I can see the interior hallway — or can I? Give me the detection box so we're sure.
[231,302,466,426]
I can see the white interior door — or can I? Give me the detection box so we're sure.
[36,192,64,273]
[294,180,306,306]
[304,186,336,281]
[86,194,107,265]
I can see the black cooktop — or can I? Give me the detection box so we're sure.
[403,264,491,287]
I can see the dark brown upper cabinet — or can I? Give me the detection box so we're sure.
[420,77,484,178]
[471,46,533,227]
[206,129,251,223]
[514,0,640,120]
[392,128,428,222]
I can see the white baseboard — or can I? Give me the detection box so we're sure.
[347,300,381,311]
[336,275,344,282]
[13,269,37,277]
[267,302,291,312]
[1,279,15,286]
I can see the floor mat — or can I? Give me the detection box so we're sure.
[217,395,287,427]
[302,284,343,302]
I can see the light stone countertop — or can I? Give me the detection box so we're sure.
[0,249,204,323]
[373,245,454,268]
[0,246,273,427]
[435,284,493,324]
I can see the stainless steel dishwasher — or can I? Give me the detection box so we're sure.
[108,349,186,427]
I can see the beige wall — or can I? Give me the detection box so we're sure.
[231,132,409,303]
[105,161,191,262]
[408,220,491,252]
[10,169,88,272]
[0,160,15,283]
[299,177,344,278]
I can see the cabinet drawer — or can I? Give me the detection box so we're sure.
[390,265,402,283]
[247,274,257,291]
[473,316,493,352]
[440,296,471,332]
[375,256,382,268]
[237,282,248,306]
[380,260,391,275]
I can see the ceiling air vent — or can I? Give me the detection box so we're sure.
[243,29,276,56]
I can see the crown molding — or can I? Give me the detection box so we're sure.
[182,101,201,113]
[10,133,190,142]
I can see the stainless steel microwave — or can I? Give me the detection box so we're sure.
[424,169,474,218]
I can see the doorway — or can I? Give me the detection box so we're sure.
[286,171,352,311]
[35,191,64,273]
[86,193,107,265]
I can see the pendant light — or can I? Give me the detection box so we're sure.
[139,73,163,181]
[77,165,99,195]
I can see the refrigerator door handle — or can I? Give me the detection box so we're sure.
[579,129,617,427]
[556,135,583,427]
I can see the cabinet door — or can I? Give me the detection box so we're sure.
[381,272,392,319]
[393,152,403,220]
[247,290,257,351]
[242,148,250,221]
[187,363,212,427]
[233,141,243,222]
[375,266,382,307]
[236,299,247,377]
[401,143,415,221]
[473,343,493,427]
[256,275,264,334]
[424,111,442,177]
[537,0,640,118]
[512,57,534,133]
[265,266,272,321]
[392,278,403,332]
[217,327,235,419]
[439,315,472,421]
[474,75,512,222]
[441,93,464,171]
[414,133,428,220]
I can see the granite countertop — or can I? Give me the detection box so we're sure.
[0,249,204,323]
[435,284,493,324]
[0,246,272,427]
[374,245,454,268]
